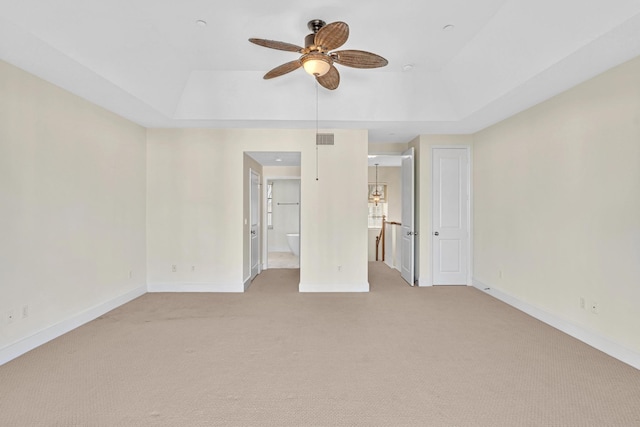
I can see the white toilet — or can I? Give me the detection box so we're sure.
[286,233,300,257]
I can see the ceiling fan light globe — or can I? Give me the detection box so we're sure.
[302,55,331,76]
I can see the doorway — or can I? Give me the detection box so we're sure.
[367,151,416,287]
[245,151,302,274]
[265,178,300,269]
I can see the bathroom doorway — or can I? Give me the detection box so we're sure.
[265,178,300,269]
[244,151,301,271]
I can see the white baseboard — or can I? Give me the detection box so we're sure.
[244,276,252,291]
[0,286,146,366]
[299,282,370,292]
[472,279,640,370]
[147,282,244,293]
[384,260,402,273]
[418,277,433,287]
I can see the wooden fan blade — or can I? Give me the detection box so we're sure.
[316,65,340,90]
[332,50,388,68]
[314,22,349,51]
[249,38,304,53]
[264,60,302,79]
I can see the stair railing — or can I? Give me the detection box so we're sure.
[375,215,401,262]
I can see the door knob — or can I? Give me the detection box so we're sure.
[434,231,439,236]
[251,230,256,235]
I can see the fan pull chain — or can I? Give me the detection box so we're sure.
[315,80,319,181]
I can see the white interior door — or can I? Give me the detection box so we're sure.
[250,169,261,281]
[400,147,415,286]
[432,148,469,285]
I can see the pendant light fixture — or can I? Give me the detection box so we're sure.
[372,163,381,206]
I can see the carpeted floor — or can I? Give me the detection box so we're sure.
[1,263,639,426]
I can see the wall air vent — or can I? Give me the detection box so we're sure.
[316,133,335,145]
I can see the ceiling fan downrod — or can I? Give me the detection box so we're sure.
[305,19,326,49]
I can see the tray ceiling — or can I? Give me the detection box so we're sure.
[2,0,640,142]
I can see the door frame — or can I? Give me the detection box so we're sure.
[248,168,261,287]
[429,145,473,286]
[400,147,415,286]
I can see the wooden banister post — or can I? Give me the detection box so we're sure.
[381,215,386,262]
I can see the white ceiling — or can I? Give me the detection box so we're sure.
[2,0,640,143]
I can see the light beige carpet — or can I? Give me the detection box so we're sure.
[1,263,639,426]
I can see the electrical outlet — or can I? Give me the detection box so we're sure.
[22,305,29,318]
[580,297,585,309]
[172,265,177,272]
[129,270,133,279]
[498,270,503,279]
[591,302,599,314]
[191,266,195,272]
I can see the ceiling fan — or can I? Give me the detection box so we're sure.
[249,19,388,90]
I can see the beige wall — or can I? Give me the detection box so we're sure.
[0,60,147,352]
[146,129,369,292]
[473,56,640,354]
